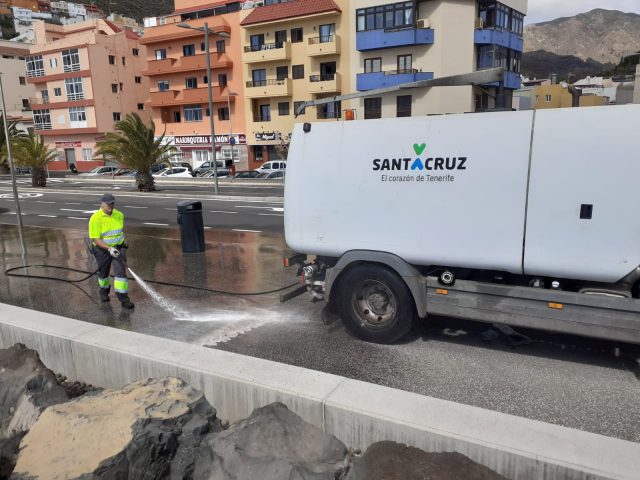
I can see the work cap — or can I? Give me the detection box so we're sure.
[100,193,115,204]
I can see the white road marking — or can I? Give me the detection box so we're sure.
[258,213,284,217]
[35,201,55,204]
[38,215,57,218]
[209,210,236,214]
[143,222,169,226]
[234,205,271,209]
[66,217,87,220]
[64,202,81,205]
[233,229,261,233]
[122,205,147,209]
[59,208,95,214]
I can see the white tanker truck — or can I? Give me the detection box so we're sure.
[284,104,640,344]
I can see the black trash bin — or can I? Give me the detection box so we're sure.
[177,200,205,253]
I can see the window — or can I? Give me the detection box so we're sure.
[535,95,539,103]
[113,112,121,121]
[184,105,202,122]
[137,103,144,110]
[276,66,288,80]
[364,58,381,73]
[250,34,264,51]
[122,57,126,66]
[545,95,552,102]
[155,49,166,60]
[278,102,289,115]
[318,101,341,119]
[22,98,30,110]
[364,97,382,119]
[356,2,414,32]
[50,57,57,68]
[397,54,412,73]
[479,1,524,35]
[54,87,62,96]
[218,74,227,87]
[26,55,44,77]
[218,107,229,120]
[183,44,196,56]
[292,64,304,79]
[477,45,520,73]
[173,111,181,123]
[216,40,225,53]
[201,43,206,52]
[158,80,169,91]
[119,83,123,92]
[291,27,303,43]
[293,101,305,115]
[41,89,49,103]
[108,55,116,65]
[185,77,198,89]
[396,95,411,117]
[132,48,139,56]
[19,76,26,85]
[135,76,142,84]
[251,69,266,86]
[82,148,93,161]
[33,109,51,130]
[257,104,271,122]
[69,106,87,127]
[319,24,335,43]
[65,77,84,100]
[275,30,287,46]
[62,48,80,72]
[111,83,118,93]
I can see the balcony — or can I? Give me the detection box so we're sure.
[244,78,291,98]
[480,70,521,90]
[356,69,434,91]
[474,28,523,52]
[306,35,340,57]
[308,73,341,94]
[356,26,434,51]
[142,54,232,76]
[148,86,228,107]
[148,90,179,106]
[243,42,291,63]
[252,114,271,122]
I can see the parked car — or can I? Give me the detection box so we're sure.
[78,166,119,176]
[193,161,229,177]
[150,163,168,175]
[15,167,31,174]
[171,162,193,174]
[152,167,193,177]
[114,168,132,176]
[255,170,285,180]
[200,169,230,178]
[255,160,287,174]
[233,170,261,179]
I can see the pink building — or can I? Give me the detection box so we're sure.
[26,19,150,171]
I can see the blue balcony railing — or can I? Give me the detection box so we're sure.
[474,28,523,52]
[356,27,434,51]
[356,70,434,91]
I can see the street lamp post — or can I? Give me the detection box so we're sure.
[226,91,238,169]
[0,73,27,260]
[177,22,229,195]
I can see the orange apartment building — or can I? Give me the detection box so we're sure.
[139,0,249,171]
[26,19,150,171]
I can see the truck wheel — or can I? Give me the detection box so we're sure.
[336,265,414,344]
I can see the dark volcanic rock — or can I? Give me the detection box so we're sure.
[0,344,68,478]
[344,441,507,480]
[194,402,348,480]
[11,377,221,479]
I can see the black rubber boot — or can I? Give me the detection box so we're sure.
[121,300,135,309]
[99,289,110,302]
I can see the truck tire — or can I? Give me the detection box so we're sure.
[336,264,415,344]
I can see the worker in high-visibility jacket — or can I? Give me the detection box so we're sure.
[88,193,134,309]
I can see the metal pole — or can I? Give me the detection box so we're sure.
[204,22,219,195]
[0,73,27,261]
[227,94,233,168]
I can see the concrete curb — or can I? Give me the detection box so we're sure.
[61,176,284,187]
[0,302,637,480]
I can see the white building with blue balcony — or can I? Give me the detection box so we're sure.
[348,0,526,118]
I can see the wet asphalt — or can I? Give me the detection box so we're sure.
[0,182,639,443]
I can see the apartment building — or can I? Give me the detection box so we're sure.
[140,1,249,170]
[0,39,34,132]
[350,0,526,118]
[239,0,350,164]
[25,19,149,171]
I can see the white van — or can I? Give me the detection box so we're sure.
[256,160,287,173]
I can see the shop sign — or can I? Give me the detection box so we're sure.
[173,134,247,145]
[255,132,280,142]
[55,141,82,148]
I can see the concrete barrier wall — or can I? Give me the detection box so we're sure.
[1,302,638,480]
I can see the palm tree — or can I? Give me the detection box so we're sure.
[0,116,26,174]
[12,133,57,187]
[96,113,174,192]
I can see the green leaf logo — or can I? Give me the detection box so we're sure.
[413,143,426,156]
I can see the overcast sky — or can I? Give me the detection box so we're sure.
[525,0,640,24]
